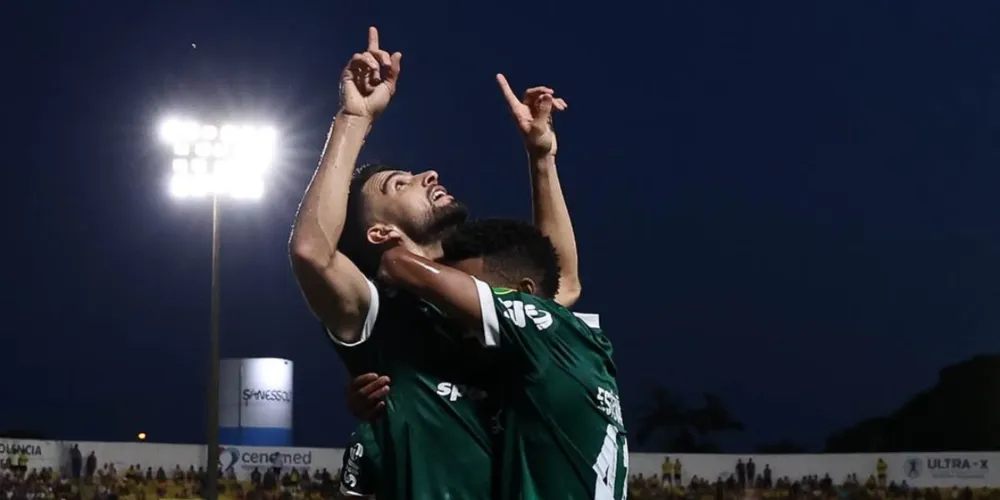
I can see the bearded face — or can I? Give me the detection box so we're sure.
[360,169,469,248]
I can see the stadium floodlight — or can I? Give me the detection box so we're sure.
[157,116,277,500]
[159,118,277,200]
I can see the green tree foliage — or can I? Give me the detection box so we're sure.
[636,385,743,452]
[825,354,1000,452]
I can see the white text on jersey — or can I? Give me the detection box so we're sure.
[501,300,553,330]
[436,382,488,402]
[596,387,624,427]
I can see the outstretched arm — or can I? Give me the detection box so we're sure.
[289,27,402,344]
[496,74,581,307]
[378,247,485,331]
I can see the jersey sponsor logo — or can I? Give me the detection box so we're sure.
[501,300,553,330]
[340,443,363,490]
[596,387,624,427]
[435,382,488,402]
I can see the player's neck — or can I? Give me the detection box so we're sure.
[400,239,444,261]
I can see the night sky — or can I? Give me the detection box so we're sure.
[5,2,1000,452]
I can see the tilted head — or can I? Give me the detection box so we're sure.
[341,163,469,276]
[442,218,560,299]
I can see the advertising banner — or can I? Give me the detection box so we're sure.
[3,437,1000,487]
[0,439,64,471]
[219,358,294,446]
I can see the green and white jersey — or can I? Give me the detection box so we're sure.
[472,279,629,500]
[328,279,493,500]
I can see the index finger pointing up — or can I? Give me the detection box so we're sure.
[496,74,519,107]
[368,26,380,52]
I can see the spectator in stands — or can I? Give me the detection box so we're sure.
[672,457,682,485]
[762,463,772,488]
[735,458,746,488]
[877,456,888,487]
[271,459,282,481]
[262,468,277,490]
[85,450,97,479]
[250,467,261,487]
[70,444,82,479]
[15,449,27,477]
[746,457,755,485]
[660,456,671,486]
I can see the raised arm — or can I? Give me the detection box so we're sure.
[496,74,581,307]
[289,27,402,343]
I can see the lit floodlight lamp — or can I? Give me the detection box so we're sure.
[201,125,218,141]
[159,119,181,144]
[194,142,213,158]
[157,115,275,500]
[161,118,275,200]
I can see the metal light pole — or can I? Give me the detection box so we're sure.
[158,118,275,500]
[205,192,222,500]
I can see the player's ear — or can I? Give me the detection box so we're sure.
[518,277,536,296]
[367,224,404,245]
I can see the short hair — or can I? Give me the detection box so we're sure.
[442,218,561,299]
[340,162,395,277]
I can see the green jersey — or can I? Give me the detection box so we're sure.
[329,279,493,500]
[472,279,629,500]
[339,424,380,497]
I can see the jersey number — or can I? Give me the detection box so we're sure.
[592,424,629,500]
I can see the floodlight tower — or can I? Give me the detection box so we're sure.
[158,118,276,500]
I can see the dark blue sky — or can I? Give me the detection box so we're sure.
[5,2,1000,452]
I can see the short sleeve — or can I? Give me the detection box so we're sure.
[326,278,380,347]
[574,312,600,328]
[470,277,564,348]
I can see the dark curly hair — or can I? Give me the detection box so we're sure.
[442,218,561,299]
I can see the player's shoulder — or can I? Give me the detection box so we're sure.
[491,287,558,314]
[491,287,583,330]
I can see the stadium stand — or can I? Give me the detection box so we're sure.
[0,460,341,500]
[4,455,1000,500]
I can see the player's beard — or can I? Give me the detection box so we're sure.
[401,199,469,247]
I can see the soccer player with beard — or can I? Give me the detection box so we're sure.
[290,28,580,499]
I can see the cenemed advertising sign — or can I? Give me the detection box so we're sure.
[220,447,313,472]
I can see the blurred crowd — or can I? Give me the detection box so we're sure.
[627,471,1000,499]
[628,456,1000,499]
[0,445,340,500]
[5,447,1000,499]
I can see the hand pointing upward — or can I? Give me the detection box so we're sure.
[340,27,403,120]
